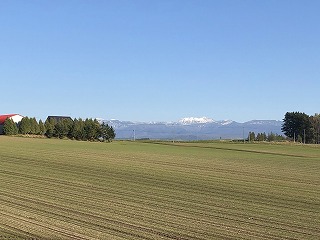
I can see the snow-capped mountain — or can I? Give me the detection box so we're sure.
[179,117,215,125]
[102,117,283,140]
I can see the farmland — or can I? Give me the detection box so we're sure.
[0,137,319,239]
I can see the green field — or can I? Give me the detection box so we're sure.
[0,137,319,239]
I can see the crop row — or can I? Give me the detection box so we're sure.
[0,166,318,239]
[0,138,319,239]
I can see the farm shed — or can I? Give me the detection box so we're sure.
[46,116,73,123]
[0,114,24,134]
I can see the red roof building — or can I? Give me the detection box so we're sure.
[0,114,24,134]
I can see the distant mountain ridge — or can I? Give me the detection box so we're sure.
[102,117,283,140]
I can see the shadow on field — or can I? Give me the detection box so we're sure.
[145,141,313,158]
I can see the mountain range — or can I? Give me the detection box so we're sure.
[102,117,284,140]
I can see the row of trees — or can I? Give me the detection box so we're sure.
[247,132,286,142]
[3,117,115,142]
[3,118,20,135]
[282,112,320,144]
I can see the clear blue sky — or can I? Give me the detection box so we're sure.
[1,0,319,122]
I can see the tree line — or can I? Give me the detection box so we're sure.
[3,117,115,142]
[282,112,320,144]
[247,132,286,142]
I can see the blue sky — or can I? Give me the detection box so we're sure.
[1,0,319,122]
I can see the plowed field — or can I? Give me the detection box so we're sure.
[0,137,319,239]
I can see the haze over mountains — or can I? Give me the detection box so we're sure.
[102,117,283,140]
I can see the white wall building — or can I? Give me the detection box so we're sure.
[0,114,24,134]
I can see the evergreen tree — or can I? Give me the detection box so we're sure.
[100,123,109,141]
[94,119,101,139]
[78,119,86,140]
[256,133,260,141]
[71,118,84,140]
[84,118,100,141]
[19,117,31,134]
[45,118,55,138]
[3,118,18,135]
[282,112,314,143]
[310,114,320,144]
[109,126,115,140]
[38,120,46,135]
[54,121,66,138]
[248,132,255,142]
[64,118,74,138]
[53,118,73,138]
[30,118,36,134]
[267,132,276,142]
[255,132,266,141]
[30,117,40,134]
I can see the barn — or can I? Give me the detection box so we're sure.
[46,116,72,123]
[0,114,24,134]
